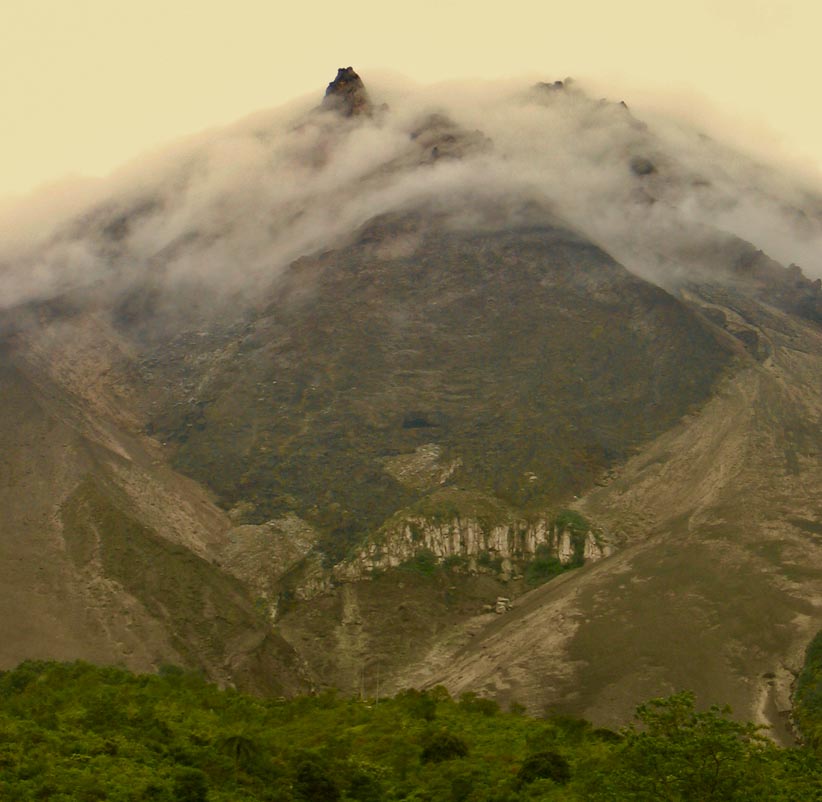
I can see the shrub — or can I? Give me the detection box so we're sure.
[347,764,384,802]
[172,767,208,802]
[397,689,438,721]
[294,759,340,801]
[420,731,469,764]
[476,551,503,572]
[400,549,439,576]
[794,629,822,751]
[524,556,565,586]
[596,692,776,801]
[458,691,499,717]
[443,554,468,571]
[516,751,571,786]
[553,509,589,534]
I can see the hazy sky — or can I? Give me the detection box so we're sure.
[3,0,821,199]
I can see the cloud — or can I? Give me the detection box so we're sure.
[1,72,821,316]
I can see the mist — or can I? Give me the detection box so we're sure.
[2,70,822,315]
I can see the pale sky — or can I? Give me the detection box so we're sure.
[3,0,822,199]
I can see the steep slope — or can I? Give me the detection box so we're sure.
[0,67,820,731]
[145,212,734,559]
[0,313,309,694]
[404,291,821,742]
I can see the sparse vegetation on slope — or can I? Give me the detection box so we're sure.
[150,221,733,559]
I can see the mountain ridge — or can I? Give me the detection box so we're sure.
[0,68,819,738]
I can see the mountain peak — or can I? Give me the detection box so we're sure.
[322,66,371,117]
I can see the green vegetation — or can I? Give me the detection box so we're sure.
[0,661,819,801]
[596,691,819,801]
[404,490,510,532]
[476,550,504,573]
[151,225,733,557]
[515,751,571,787]
[442,554,470,571]
[522,510,592,586]
[399,549,439,577]
[794,629,822,752]
[524,545,566,587]
[553,510,588,535]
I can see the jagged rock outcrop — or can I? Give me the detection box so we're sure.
[534,79,567,94]
[321,66,371,117]
[332,513,610,585]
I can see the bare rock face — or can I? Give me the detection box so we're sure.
[321,66,371,117]
[332,512,610,587]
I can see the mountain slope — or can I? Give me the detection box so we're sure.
[0,68,820,734]
[399,293,822,741]
[0,319,309,694]
[145,212,734,554]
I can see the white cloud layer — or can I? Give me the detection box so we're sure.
[2,75,821,313]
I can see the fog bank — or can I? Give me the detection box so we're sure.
[2,72,821,313]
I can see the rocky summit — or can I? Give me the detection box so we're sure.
[322,66,372,117]
[0,68,820,740]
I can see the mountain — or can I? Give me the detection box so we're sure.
[0,68,820,738]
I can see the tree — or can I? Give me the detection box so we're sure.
[793,629,822,751]
[593,692,776,801]
[420,731,469,764]
[294,758,340,802]
[219,732,259,781]
[173,767,208,802]
[516,751,571,787]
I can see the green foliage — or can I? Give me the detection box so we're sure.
[523,510,592,585]
[458,691,499,717]
[524,553,566,586]
[219,732,260,779]
[173,767,209,802]
[794,629,822,752]
[396,688,439,721]
[555,510,589,569]
[347,762,385,801]
[476,550,503,572]
[420,731,469,763]
[399,548,439,576]
[589,691,820,801]
[0,661,818,802]
[554,509,589,535]
[294,758,340,801]
[442,554,469,571]
[516,750,571,786]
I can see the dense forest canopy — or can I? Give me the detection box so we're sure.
[0,661,819,801]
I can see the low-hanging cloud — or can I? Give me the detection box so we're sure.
[2,71,821,316]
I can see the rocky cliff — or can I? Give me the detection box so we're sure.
[334,507,609,582]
